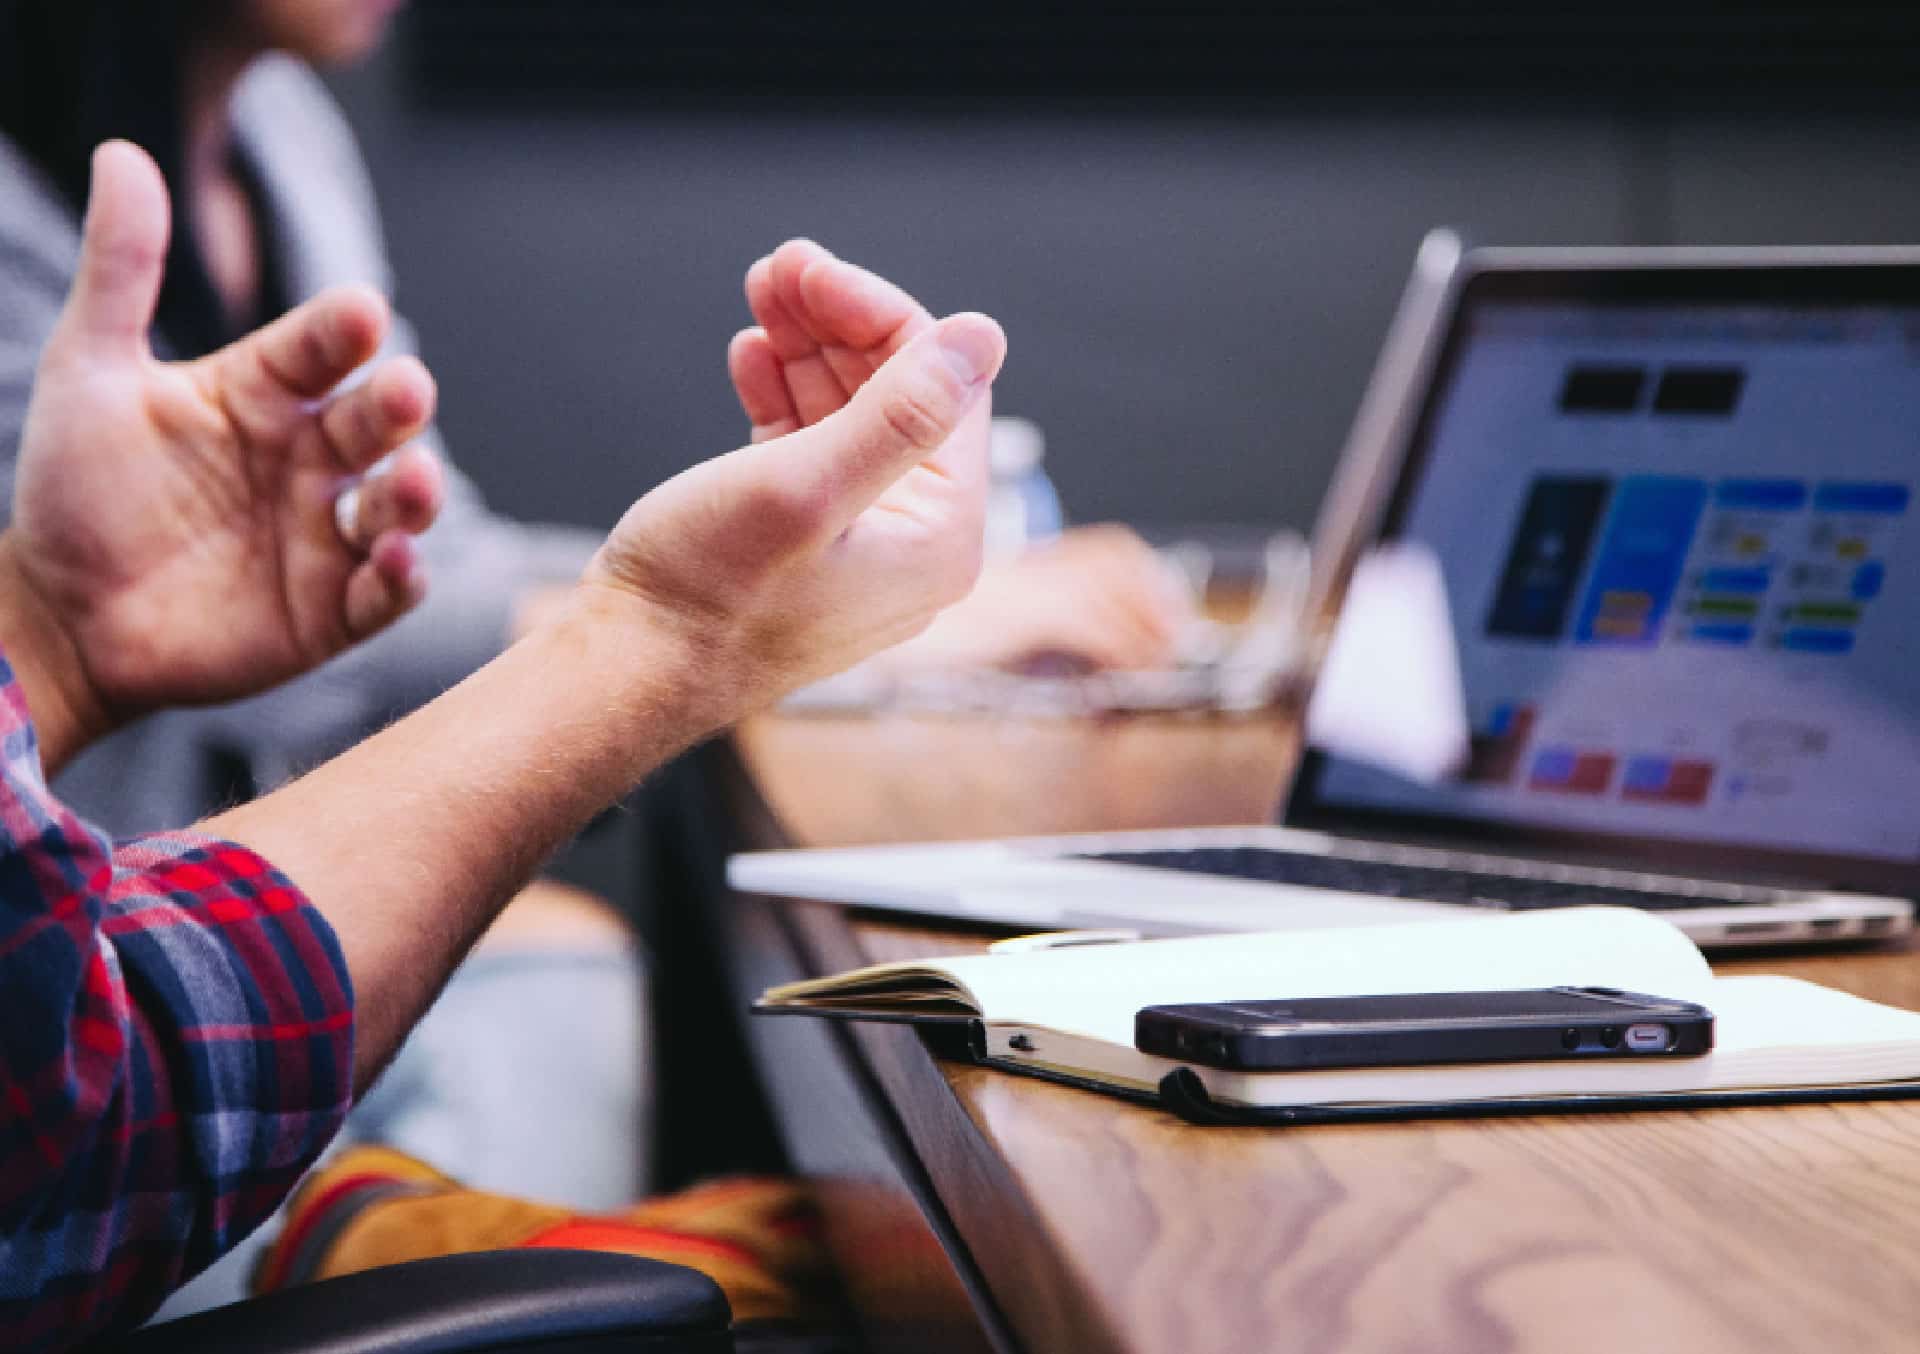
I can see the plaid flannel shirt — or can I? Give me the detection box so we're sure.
[0,650,355,1351]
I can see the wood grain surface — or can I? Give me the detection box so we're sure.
[735,710,1297,848]
[731,705,1920,1354]
[842,914,1920,1354]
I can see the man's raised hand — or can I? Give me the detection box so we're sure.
[727,241,1199,677]
[6,141,445,760]
[583,309,1007,726]
[728,239,934,440]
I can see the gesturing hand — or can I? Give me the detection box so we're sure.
[727,239,935,442]
[6,141,444,764]
[728,241,1196,675]
[582,308,1007,725]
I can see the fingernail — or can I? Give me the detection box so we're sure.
[333,485,363,544]
[936,321,1000,386]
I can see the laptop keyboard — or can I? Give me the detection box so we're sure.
[1073,846,1803,912]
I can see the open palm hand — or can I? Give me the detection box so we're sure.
[10,142,444,728]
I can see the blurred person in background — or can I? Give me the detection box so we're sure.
[0,0,1191,1315]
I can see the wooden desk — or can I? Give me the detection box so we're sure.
[733,707,1299,847]
[718,711,1920,1354]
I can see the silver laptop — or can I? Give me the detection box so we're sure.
[731,235,1920,950]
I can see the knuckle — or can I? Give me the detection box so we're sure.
[298,319,337,378]
[355,388,385,443]
[881,380,956,450]
[99,241,164,294]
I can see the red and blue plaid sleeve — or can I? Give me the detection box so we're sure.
[0,653,355,1351]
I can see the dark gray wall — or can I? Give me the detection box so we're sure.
[329,51,1920,536]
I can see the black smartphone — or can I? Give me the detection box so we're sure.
[1134,987,1714,1071]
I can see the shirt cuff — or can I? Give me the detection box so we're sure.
[103,830,356,1257]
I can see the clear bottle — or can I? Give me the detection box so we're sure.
[984,415,1064,557]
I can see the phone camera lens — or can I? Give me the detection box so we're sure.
[1560,1027,1581,1050]
[1600,1026,1622,1049]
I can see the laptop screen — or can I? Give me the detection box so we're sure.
[1291,264,1920,894]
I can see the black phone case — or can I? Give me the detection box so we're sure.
[1134,988,1714,1071]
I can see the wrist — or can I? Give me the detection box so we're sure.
[526,581,746,774]
[0,533,114,773]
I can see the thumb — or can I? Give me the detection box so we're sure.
[56,141,170,358]
[772,312,1006,536]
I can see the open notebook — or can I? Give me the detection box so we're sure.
[757,909,1920,1125]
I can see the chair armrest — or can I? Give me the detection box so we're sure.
[115,1249,733,1353]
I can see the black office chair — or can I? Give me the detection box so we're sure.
[109,1249,734,1353]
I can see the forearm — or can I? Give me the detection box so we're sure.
[0,533,111,773]
[205,588,719,1085]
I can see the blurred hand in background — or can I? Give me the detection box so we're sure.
[878,524,1193,675]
